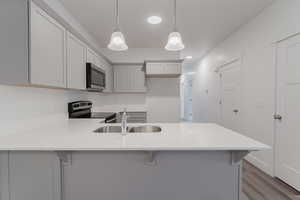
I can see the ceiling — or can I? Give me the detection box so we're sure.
[59,0,274,61]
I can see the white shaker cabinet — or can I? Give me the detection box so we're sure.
[30,2,67,88]
[145,62,182,78]
[67,32,87,90]
[86,48,96,64]
[0,1,111,91]
[8,152,61,200]
[103,64,114,93]
[114,65,146,93]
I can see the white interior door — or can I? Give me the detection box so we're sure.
[276,34,300,191]
[220,60,241,132]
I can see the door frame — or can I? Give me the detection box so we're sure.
[274,32,300,190]
[217,58,242,129]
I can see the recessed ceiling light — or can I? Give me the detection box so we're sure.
[185,56,193,59]
[147,16,162,24]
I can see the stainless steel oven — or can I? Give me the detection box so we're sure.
[86,63,105,92]
[68,101,117,123]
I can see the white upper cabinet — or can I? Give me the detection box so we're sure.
[146,63,163,75]
[103,64,113,93]
[93,53,113,93]
[164,63,182,74]
[30,2,67,88]
[145,62,182,78]
[86,48,96,64]
[114,65,146,93]
[67,32,86,90]
[0,1,111,92]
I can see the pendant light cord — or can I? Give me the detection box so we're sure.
[115,0,119,30]
[174,0,177,31]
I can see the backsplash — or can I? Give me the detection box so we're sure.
[0,85,105,134]
[0,78,180,134]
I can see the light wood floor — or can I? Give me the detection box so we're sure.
[242,161,300,200]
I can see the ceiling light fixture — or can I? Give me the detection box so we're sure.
[165,0,185,51]
[108,0,128,51]
[147,16,162,24]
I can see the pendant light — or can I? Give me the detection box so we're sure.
[165,0,185,51]
[108,0,128,51]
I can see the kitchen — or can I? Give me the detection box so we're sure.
[0,0,299,200]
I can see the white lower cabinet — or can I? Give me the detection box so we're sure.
[30,2,67,88]
[114,65,146,93]
[67,32,87,90]
[62,152,239,200]
[8,152,61,200]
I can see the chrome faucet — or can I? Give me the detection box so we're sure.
[121,108,128,135]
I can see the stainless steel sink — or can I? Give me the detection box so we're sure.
[94,125,162,133]
[94,126,123,133]
[128,125,162,133]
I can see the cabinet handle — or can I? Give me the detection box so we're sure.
[274,114,282,120]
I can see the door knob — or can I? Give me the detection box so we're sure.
[233,109,239,113]
[274,114,282,120]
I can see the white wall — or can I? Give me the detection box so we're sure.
[94,78,181,123]
[146,78,181,123]
[192,0,300,176]
[0,85,107,135]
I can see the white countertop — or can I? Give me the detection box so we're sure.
[0,119,269,151]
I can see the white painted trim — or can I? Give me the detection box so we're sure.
[215,58,240,73]
[275,31,300,44]
[246,154,274,177]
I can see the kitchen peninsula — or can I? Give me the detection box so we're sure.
[0,120,268,200]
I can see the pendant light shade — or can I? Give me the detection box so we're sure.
[165,0,185,51]
[108,30,128,51]
[165,31,185,51]
[108,0,128,51]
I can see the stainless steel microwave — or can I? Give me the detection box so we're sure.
[86,63,106,91]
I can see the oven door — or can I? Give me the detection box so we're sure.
[86,63,106,91]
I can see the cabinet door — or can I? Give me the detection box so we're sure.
[67,32,86,90]
[164,63,182,75]
[146,63,163,75]
[9,152,60,200]
[103,64,113,93]
[86,48,96,64]
[30,2,66,88]
[114,65,146,93]
[132,66,146,92]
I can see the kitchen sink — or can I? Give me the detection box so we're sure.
[94,125,162,133]
[128,125,162,133]
[94,126,123,133]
